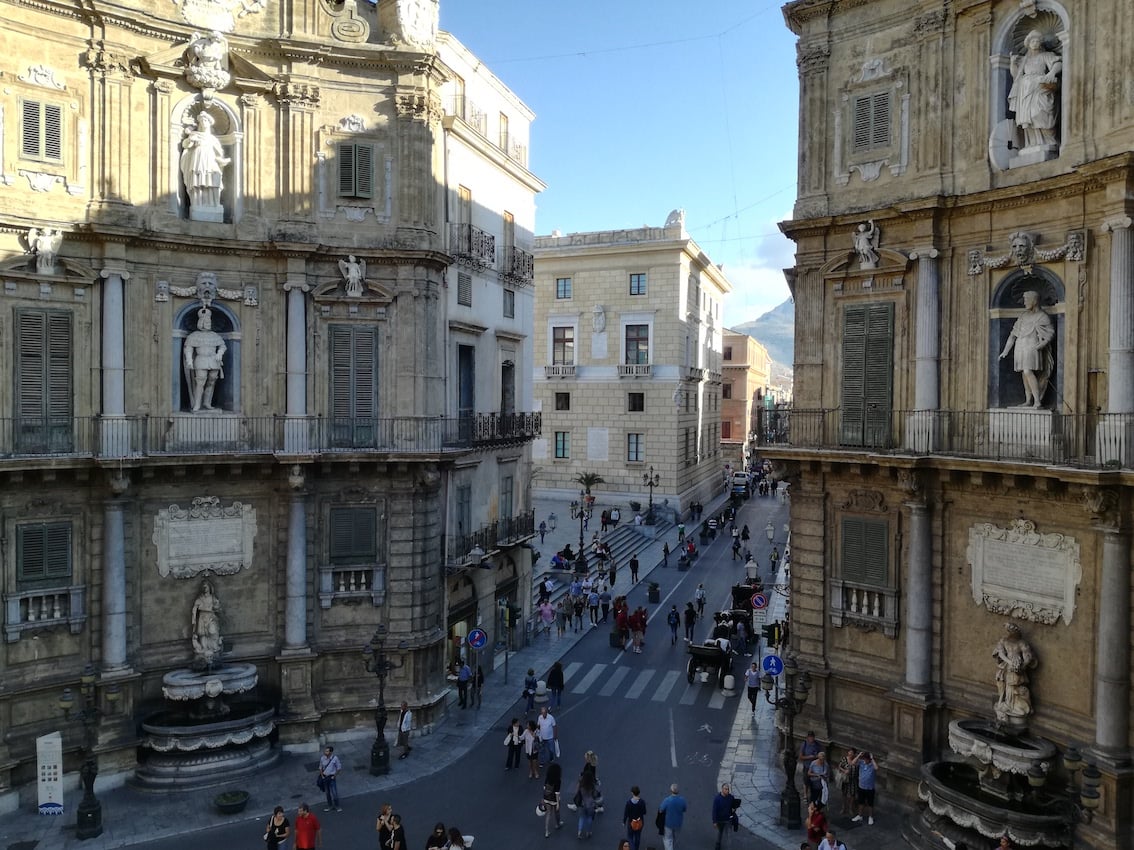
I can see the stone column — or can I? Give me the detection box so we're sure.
[100,268,131,456]
[283,263,309,453]
[1096,527,1130,752]
[911,248,940,410]
[102,474,130,671]
[284,465,309,650]
[904,491,933,690]
[1103,217,1134,412]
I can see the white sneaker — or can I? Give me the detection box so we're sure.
[868,817,874,825]
[851,815,863,823]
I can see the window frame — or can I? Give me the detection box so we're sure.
[851,91,892,155]
[16,521,72,587]
[555,277,572,300]
[337,142,374,199]
[555,392,570,411]
[554,431,570,459]
[626,433,644,463]
[503,287,515,318]
[830,514,898,637]
[624,324,649,365]
[552,326,575,365]
[629,273,647,296]
[19,99,64,164]
[627,392,645,412]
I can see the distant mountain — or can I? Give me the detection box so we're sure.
[731,299,794,368]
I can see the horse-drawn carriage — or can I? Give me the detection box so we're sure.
[686,583,763,687]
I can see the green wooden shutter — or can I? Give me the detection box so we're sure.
[352,326,378,418]
[15,309,72,452]
[354,144,373,199]
[871,93,891,149]
[329,507,377,563]
[329,325,378,446]
[841,302,892,447]
[840,517,887,586]
[852,97,872,152]
[840,305,867,445]
[17,522,72,584]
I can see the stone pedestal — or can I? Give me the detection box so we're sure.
[166,413,246,452]
[276,655,321,752]
[987,408,1059,463]
[189,204,224,223]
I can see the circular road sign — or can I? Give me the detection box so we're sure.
[467,628,488,650]
[762,654,784,676]
[751,592,769,610]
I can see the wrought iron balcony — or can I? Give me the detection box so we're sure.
[755,407,1134,470]
[447,95,488,136]
[450,223,496,269]
[503,245,534,283]
[446,509,536,572]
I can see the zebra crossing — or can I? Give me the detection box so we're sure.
[553,659,740,709]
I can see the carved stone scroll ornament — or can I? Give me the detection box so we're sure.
[330,0,370,43]
[153,496,257,579]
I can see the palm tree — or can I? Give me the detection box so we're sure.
[574,472,605,496]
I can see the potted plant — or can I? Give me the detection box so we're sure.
[213,789,250,814]
[574,472,605,509]
[647,582,661,604]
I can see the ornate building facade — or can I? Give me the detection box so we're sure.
[0,0,540,804]
[721,329,771,470]
[766,1,1133,847]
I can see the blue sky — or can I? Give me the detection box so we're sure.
[440,1,800,327]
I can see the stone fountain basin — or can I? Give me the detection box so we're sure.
[162,663,259,700]
[919,761,1071,847]
[141,702,275,752]
[948,719,1056,774]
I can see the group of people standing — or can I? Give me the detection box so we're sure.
[801,733,881,846]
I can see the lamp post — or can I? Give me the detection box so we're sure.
[547,513,557,533]
[760,656,812,829]
[764,521,775,544]
[642,466,660,522]
[1062,746,1101,823]
[59,665,119,840]
[570,490,588,553]
[362,624,404,776]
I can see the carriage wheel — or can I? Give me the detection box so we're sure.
[687,657,696,683]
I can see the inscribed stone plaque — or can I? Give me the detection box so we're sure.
[967,518,1080,625]
[153,496,256,578]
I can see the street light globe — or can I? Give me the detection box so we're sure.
[764,522,775,542]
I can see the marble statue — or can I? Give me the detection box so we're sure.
[184,31,231,91]
[338,255,366,297]
[27,227,63,274]
[854,220,880,269]
[180,112,230,217]
[992,622,1037,724]
[384,0,438,49]
[191,579,224,665]
[1008,30,1062,149]
[664,208,686,228]
[998,290,1055,409]
[592,304,606,333]
[184,306,227,412]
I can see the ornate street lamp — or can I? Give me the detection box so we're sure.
[569,490,589,553]
[642,466,661,521]
[547,513,558,532]
[59,664,119,840]
[761,656,811,829]
[764,521,775,544]
[362,624,404,776]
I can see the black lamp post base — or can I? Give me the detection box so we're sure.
[76,799,103,840]
[779,786,802,830]
[370,739,390,775]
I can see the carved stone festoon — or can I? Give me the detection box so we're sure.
[967,229,1086,275]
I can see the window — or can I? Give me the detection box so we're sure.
[503,211,515,250]
[17,521,71,586]
[554,431,570,458]
[499,473,514,520]
[722,383,733,400]
[329,507,377,564]
[624,324,649,365]
[20,100,63,163]
[320,505,386,608]
[852,92,891,153]
[455,485,472,536]
[629,273,647,296]
[626,433,644,462]
[555,392,570,411]
[337,143,374,198]
[329,325,378,446]
[552,327,575,365]
[723,345,733,361]
[499,112,509,151]
[503,288,515,318]
[683,427,691,464]
[832,515,897,637]
[721,421,732,439]
[841,517,888,585]
[627,392,644,412]
[556,277,572,299]
[457,272,472,306]
[16,308,73,453]
[457,186,472,224]
[840,302,894,447]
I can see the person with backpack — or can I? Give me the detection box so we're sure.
[666,606,681,645]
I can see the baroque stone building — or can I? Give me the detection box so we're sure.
[766,1,1133,848]
[531,215,732,513]
[0,0,540,804]
[721,329,771,469]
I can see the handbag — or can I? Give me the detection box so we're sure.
[630,816,643,832]
[536,803,547,816]
[316,775,326,792]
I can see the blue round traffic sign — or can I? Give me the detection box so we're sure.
[751,593,769,610]
[467,628,488,649]
[762,654,784,676]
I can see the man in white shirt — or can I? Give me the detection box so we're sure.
[537,706,558,766]
[396,701,413,760]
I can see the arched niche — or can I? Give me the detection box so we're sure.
[169,96,244,223]
[172,301,242,412]
[988,268,1064,409]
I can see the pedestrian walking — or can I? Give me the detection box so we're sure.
[456,659,472,709]
[263,805,290,849]
[805,802,828,846]
[608,557,618,586]
[294,803,320,850]
[384,813,407,850]
[682,603,697,642]
[731,538,741,560]
[524,668,538,713]
[734,620,749,656]
[666,605,680,645]
[658,783,687,850]
[662,542,670,567]
[573,597,586,632]
[770,547,781,572]
[677,521,685,543]
[741,525,750,542]
[695,584,706,616]
[540,600,555,636]
[629,607,646,653]
[629,555,640,583]
[573,771,599,838]
[547,661,565,708]
[588,589,601,625]
[600,587,612,622]
[318,745,342,812]
[623,786,648,850]
[376,803,393,848]
[504,717,524,770]
[537,706,558,766]
[711,783,740,850]
[539,520,547,543]
[542,763,563,837]
[556,599,569,636]
[524,720,541,778]
[744,662,761,716]
[396,700,413,759]
[807,752,830,805]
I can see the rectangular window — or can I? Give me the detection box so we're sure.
[337,143,374,198]
[554,431,570,458]
[840,517,889,585]
[626,433,644,462]
[840,302,894,447]
[852,92,891,153]
[555,392,570,411]
[15,308,73,453]
[552,327,575,365]
[723,346,733,361]
[721,421,732,439]
[456,484,472,536]
[329,507,378,564]
[722,383,733,400]
[457,186,472,225]
[16,521,71,586]
[627,392,644,412]
[503,211,515,250]
[329,325,379,446]
[503,288,515,318]
[683,427,691,463]
[499,112,510,151]
[457,272,472,306]
[629,273,647,296]
[20,100,63,163]
[499,474,514,520]
[624,324,649,365]
[555,277,572,299]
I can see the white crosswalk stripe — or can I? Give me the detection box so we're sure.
[598,667,631,697]
[557,661,739,708]
[624,670,656,699]
[651,670,682,702]
[571,663,607,695]
[561,661,585,683]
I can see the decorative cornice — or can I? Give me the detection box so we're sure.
[274,81,320,108]
[796,43,830,75]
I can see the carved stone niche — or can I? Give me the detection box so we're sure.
[966,518,1081,625]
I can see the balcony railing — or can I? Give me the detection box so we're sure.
[450,222,496,268]
[755,407,1134,470]
[503,245,534,283]
[544,364,576,378]
[447,509,535,572]
[448,95,488,136]
[0,413,541,461]
[680,366,704,382]
[617,364,652,378]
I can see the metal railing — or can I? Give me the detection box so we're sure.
[755,407,1134,470]
[504,245,534,283]
[447,509,536,571]
[0,413,541,461]
[450,223,496,268]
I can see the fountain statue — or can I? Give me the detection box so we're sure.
[133,580,276,790]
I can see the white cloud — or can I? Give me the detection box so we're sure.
[722,261,793,327]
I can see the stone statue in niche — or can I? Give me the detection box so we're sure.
[338,255,366,297]
[998,290,1055,409]
[992,622,1037,725]
[191,578,224,666]
[26,227,63,274]
[853,220,880,269]
[184,31,231,92]
[180,111,230,221]
[1008,30,1062,151]
[184,305,227,411]
[592,304,606,333]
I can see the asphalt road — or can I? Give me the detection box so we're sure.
[135,495,789,850]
